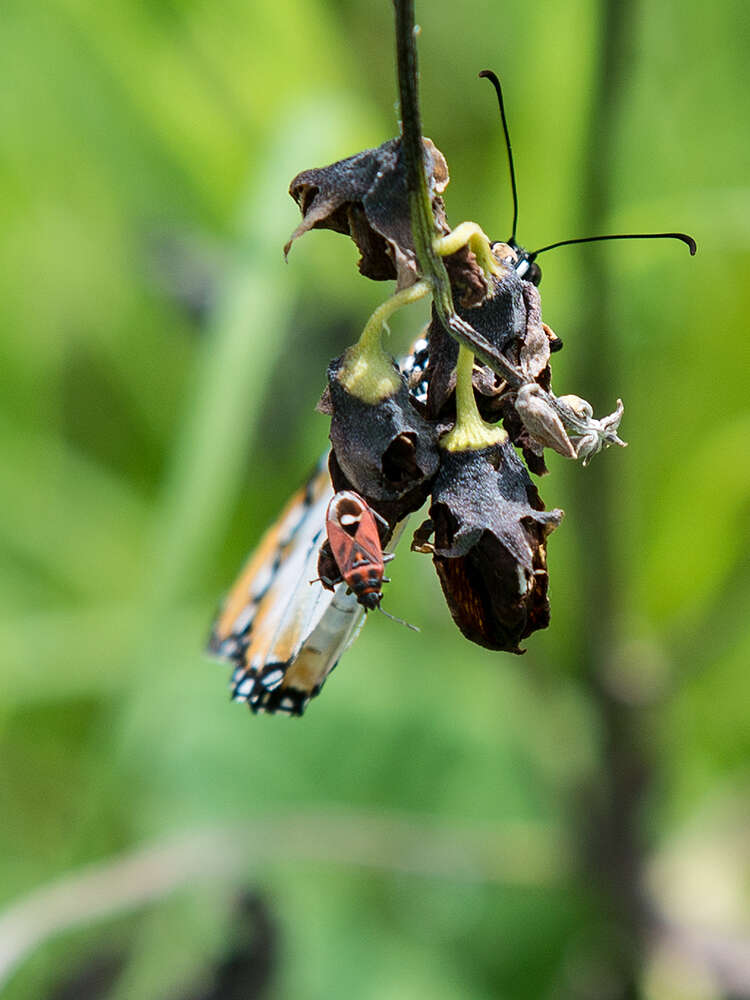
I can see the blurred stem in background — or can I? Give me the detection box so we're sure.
[0,814,565,988]
[574,1,650,996]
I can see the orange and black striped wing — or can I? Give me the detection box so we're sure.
[208,459,365,715]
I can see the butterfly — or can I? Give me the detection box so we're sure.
[208,340,430,716]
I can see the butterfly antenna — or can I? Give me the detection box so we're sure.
[479,69,519,243]
[529,231,697,260]
[377,605,420,632]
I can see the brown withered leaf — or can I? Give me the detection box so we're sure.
[519,281,552,381]
[326,357,439,517]
[418,443,563,652]
[286,137,450,287]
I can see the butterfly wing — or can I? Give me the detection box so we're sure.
[209,459,365,715]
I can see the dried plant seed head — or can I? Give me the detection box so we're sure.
[568,398,626,465]
[286,137,450,288]
[425,259,551,424]
[418,443,562,652]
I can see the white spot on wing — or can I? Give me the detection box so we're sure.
[231,604,255,635]
[262,668,284,690]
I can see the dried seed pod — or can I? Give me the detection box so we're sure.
[495,397,549,476]
[425,261,552,422]
[513,383,577,459]
[286,137,451,288]
[417,442,563,652]
[326,357,439,516]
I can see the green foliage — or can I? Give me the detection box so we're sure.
[0,1,747,997]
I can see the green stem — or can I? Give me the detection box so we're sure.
[393,0,447,296]
[339,280,430,403]
[393,0,521,392]
[434,222,502,277]
[392,0,522,454]
[440,345,507,452]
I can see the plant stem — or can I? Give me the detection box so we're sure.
[393,0,448,302]
[339,280,430,403]
[392,0,522,390]
[440,345,507,452]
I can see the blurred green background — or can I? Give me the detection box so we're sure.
[1,1,748,997]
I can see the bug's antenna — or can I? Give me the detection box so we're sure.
[529,231,697,260]
[479,69,519,242]
[377,605,420,632]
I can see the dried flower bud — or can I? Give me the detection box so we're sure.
[426,264,521,417]
[562,397,626,465]
[326,357,439,513]
[513,383,577,459]
[497,398,550,476]
[556,394,593,421]
[514,388,627,465]
[286,137,449,287]
[416,442,563,651]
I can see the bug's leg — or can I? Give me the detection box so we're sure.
[382,553,396,563]
[433,222,503,279]
[371,508,391,533]
[338,281,431,403]
[382,576,391,584]
[310,574,341,592]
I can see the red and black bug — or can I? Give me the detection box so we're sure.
[318,491,417,629]
[318,491,392,609]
